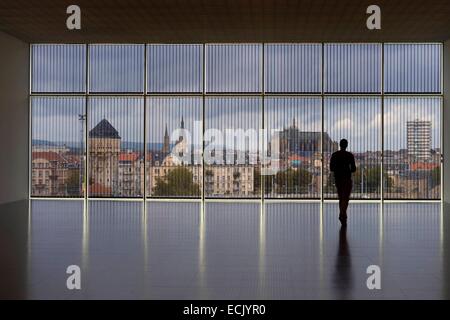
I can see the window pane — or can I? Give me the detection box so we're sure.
[206,44,262,92]
[324,97,381,199]
[384,44,442,93]
[88,201,143,262]
[265,44,321,93]
[32,44,86,93]
[325,43,381,93]
[205,97,261,198]
[89,44,144,92]
[264,97,321,198]
[88,97,144,197]
[147,44,203,93]
[146,97,202,198]
[384,97,441,199]
[29,42,443,201]
[31,97,85,197]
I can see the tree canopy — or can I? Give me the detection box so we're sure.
[153,167,200,196]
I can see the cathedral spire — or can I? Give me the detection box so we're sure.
[162,123,170,154]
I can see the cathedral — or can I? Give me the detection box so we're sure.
[276,117,338,157]
[162,116,185,154]
[154,116,198,167]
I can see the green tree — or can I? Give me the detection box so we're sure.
[264,174,274,195]
[253,168,261,194]
[275,168,312,194]
[354,167,379,194]
[353,166,393,194]
[431,166,440,188]
[253,168,274,196]
[153,167,200,197]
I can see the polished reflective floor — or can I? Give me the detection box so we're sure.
[1,199,449,299]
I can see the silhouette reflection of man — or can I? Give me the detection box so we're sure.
[330,139,356,226]
[333,225,353,299]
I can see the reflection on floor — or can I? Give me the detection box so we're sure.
[8,200,450,299]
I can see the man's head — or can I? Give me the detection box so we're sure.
[339,139,348,151]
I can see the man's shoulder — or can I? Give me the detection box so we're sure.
[332,150,354,158]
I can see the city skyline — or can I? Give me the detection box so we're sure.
[31,113,441,199]
[32,98,442,152]
[30,43,443,199]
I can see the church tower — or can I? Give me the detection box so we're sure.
[162,124,170,154]
[89,119,121,196]
[178,116,185,143]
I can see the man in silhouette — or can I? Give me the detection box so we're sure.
[330,139,356,226]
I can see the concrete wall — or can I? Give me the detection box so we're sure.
[0,200,28,299]
[0,31,29,204]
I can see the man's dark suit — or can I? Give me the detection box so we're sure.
[330,150,356,219]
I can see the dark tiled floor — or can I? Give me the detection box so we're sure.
[1,199,450,299]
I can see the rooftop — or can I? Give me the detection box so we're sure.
[89,119,121,139]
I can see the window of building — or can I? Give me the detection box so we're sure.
[30,43,442,200]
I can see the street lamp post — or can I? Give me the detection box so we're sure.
[361,167,365,196]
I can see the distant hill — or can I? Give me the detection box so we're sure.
[32,139,59,147]
[32,140,227,153]
[121,142,168,151]
[33,140,171,153]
